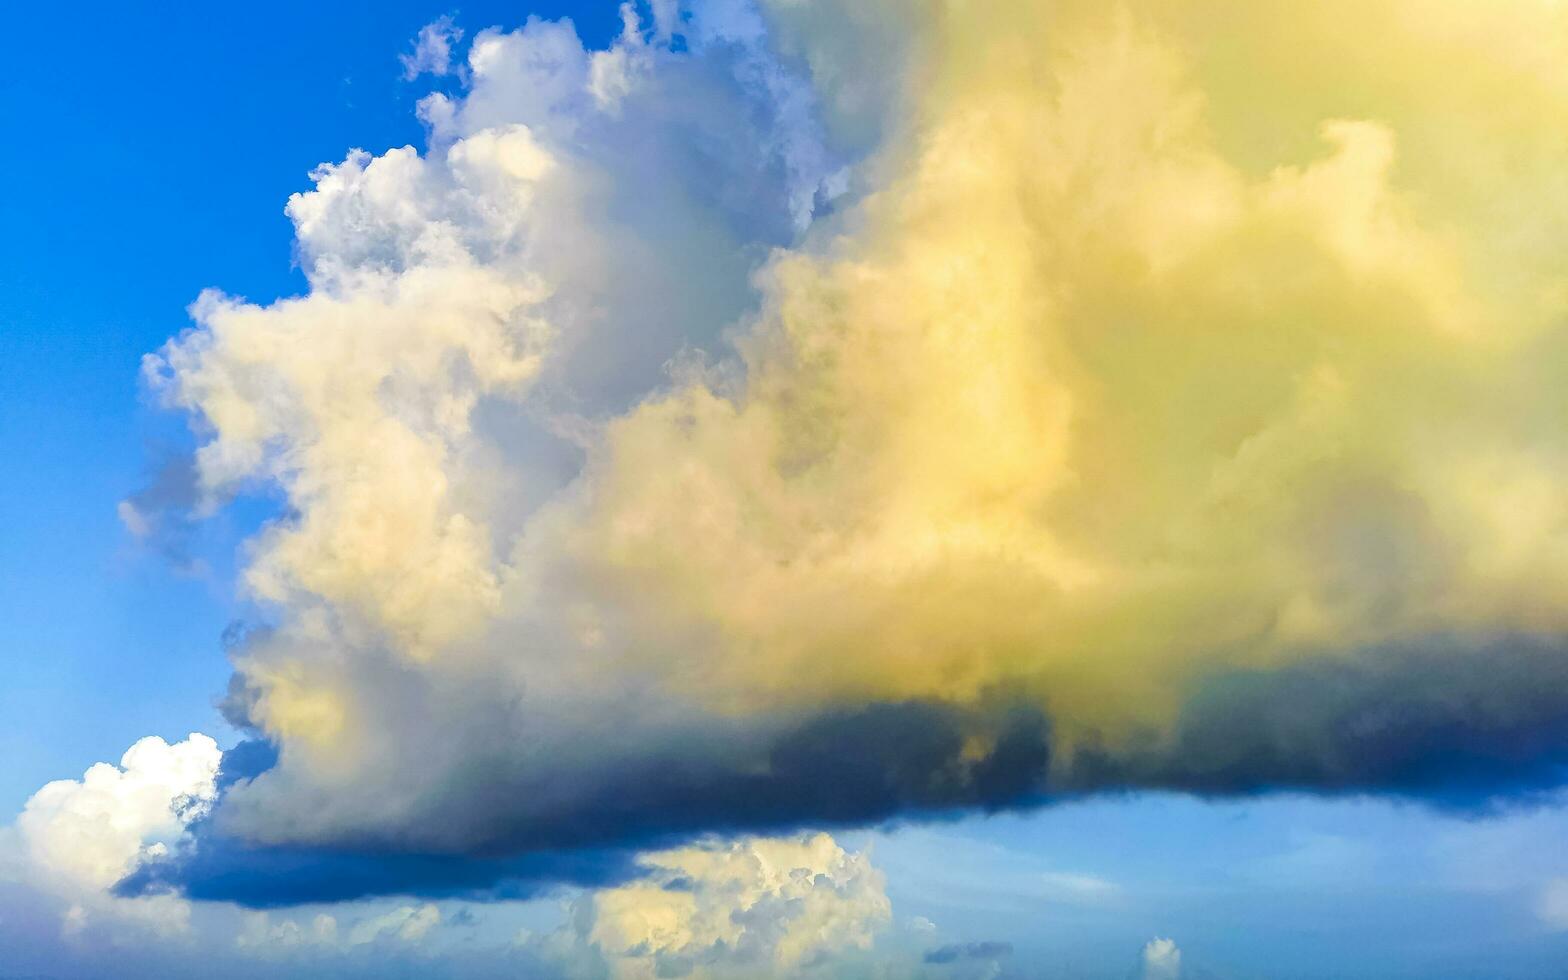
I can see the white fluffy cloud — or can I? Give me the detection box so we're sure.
[1142,937,1182,980]
[10,734,220,937]
[148,0,840,686]
[573,833,890,978]
[145,0,852,856]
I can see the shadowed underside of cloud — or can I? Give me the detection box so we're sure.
[924,940,1013,964]
[118,837,639,907]
[117,701,1052,906]
[119,634,1568,905]
[1075,634,1568,804]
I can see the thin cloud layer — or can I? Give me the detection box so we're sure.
[113,0,1568,904]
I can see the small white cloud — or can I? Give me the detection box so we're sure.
[401,15,463,80]
[348,903,441,945]
[237,911,340,951]
[1537,878,1568,930]
[61,903,89,938]
[117,499,151,538]
[1039,870,1121,903]
[1142,937,1182,980]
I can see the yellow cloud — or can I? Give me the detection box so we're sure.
[563,0,1568,752]
[161,1,1568,775]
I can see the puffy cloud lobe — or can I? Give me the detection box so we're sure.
[574,833,889,978]
[569,3,1568,739]
[147,126,559,663]
[12,734,219,936]
[133,0,1568,903]
[17,734,218,891]
[1142,937,1181,980]
[550,0,1568,775]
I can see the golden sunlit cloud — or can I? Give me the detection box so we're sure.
[124,0,1568,890]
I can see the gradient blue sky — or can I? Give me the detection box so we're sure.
[6,4,1568,978]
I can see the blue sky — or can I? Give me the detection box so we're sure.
[5,2,1568,978]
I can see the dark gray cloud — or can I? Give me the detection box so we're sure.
[924,940,1013,964]
[117,450,204,570]
[1071,633,1568,806]
[120,633,1568,906]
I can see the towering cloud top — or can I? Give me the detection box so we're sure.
[134,0,1568,904]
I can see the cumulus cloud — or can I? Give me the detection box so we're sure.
[9,734,219,936]
[565,833,889,978]
[235,910,340,951]
[1142,937,1181,980]
[102,0,1568,906]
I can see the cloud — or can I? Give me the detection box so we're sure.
[1069,635,1568,805]
[402,15,464,80]
[1141,937,1181,980]
[1537,878,1568,931]
[9,734,219,936]
[1037,871,1119,904]
[587,4,654,111]
[235,910,340,951]
[3,736,905,977]
[116,452,206,573]
[122,701,1049,906]
[923,940,1012,964]
[566,832,890,978]
[110,0,1568,905]
[235,901,440,954]
[347,903,440,945]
